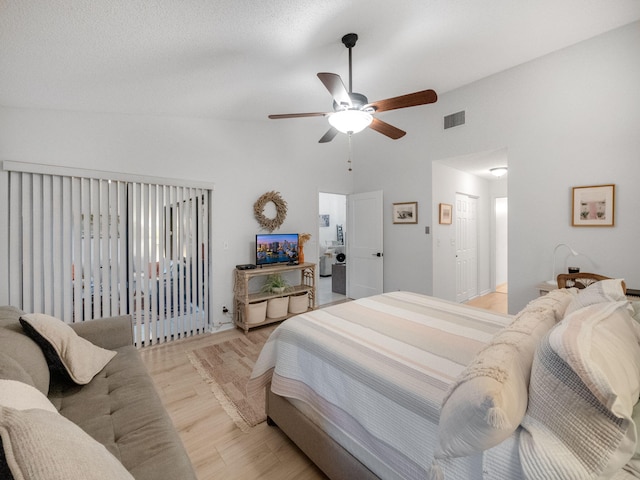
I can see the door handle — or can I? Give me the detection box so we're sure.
[372,252,383,257]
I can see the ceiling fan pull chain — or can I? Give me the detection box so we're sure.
[348,133,353,172]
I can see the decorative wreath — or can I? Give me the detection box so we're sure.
[253,191,287,232]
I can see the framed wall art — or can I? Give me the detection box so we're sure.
[392,202,418,224]
[319,214,330,227]
[439,203,452,225]
[572,184,615,227]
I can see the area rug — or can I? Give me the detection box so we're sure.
[187,325,276,432]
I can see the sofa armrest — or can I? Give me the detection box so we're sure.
[70,315,134,349]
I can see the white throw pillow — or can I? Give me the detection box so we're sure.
[0,406,134,480]
[564,278,627,316]
[0,379,57,413]
[20,313,116,385]
[433,288,574,469]
[623,400,640,476]
[519,301,640,479]
[630,301,640,323]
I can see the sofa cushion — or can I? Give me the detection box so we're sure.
[48,345,196,479]
[434,288,574,464]
[20,313,116,385]
[0,306,50,395]
[519,301,640,479]
[0,406,134,480]
[0,353,35,388]
[0,379,57,413]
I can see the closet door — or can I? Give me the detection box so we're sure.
[455,193,478,303]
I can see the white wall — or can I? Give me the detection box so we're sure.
[1,22,638,317]
[354,21,640,312]
[0,108,355,326]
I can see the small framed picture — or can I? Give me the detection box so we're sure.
[319,214,330,227]
[439,203,453,225]
[392,202,418,224]
[572,184,615,227]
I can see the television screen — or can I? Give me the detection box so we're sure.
[256,233,299,266]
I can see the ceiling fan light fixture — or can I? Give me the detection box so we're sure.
[328,110,373,134]
[490,167,508,177]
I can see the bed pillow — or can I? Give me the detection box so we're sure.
[0,406,134,480]
[623,400,640,477]
[564,278,627,317]
[0,379,57,413]
[432,288,574,471]
[630,301,640,323]
[19,313,116,385]
[519,301,640,479]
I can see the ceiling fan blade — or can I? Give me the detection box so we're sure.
[317,73,352,107]
[369,118,406,140]
[367,89,437,113]
[318,127,339,143]
[268,112,330,119]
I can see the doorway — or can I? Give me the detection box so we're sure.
[431,148,508,306]
[317,192,347,306]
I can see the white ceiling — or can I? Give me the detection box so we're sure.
[1,0,639,126]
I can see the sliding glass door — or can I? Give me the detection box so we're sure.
[0,165,211,346]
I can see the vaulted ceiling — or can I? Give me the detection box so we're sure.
[1,1,639,125]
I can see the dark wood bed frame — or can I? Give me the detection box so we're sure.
[266,388,381,480]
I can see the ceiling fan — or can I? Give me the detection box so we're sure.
[268,33,438,143]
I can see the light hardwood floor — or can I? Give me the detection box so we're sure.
[140,327,327,480]
[140,289,507,479]
[464,283,508,314]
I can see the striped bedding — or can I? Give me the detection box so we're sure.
[248,291,513,479]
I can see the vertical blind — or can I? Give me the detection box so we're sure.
[0,165,211,346]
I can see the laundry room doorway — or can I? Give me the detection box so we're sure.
[317,192,347,306]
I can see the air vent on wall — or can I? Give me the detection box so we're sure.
[444,110,465,129]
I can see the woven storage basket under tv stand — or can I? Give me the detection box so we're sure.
[233,262,316,333]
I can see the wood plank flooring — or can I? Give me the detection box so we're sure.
[464,283,508,314]
[140,326,327,480]
[140,289,507,479]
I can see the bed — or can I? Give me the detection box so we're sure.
[248,286,640,480]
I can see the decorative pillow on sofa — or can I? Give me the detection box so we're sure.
[431,288,575,475]
[519,301,640,479]
[19,313,116,385]
[0,379,57,413]
[0,405,134,480]
[564,278,627,316]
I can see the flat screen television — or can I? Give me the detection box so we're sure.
[255,233,299,266]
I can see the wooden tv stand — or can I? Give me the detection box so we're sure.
[233,262,316,333]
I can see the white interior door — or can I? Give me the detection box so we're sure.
[347,190,383,299]
[455,193,478,302]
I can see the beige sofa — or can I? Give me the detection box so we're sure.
[0,305,196,480]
